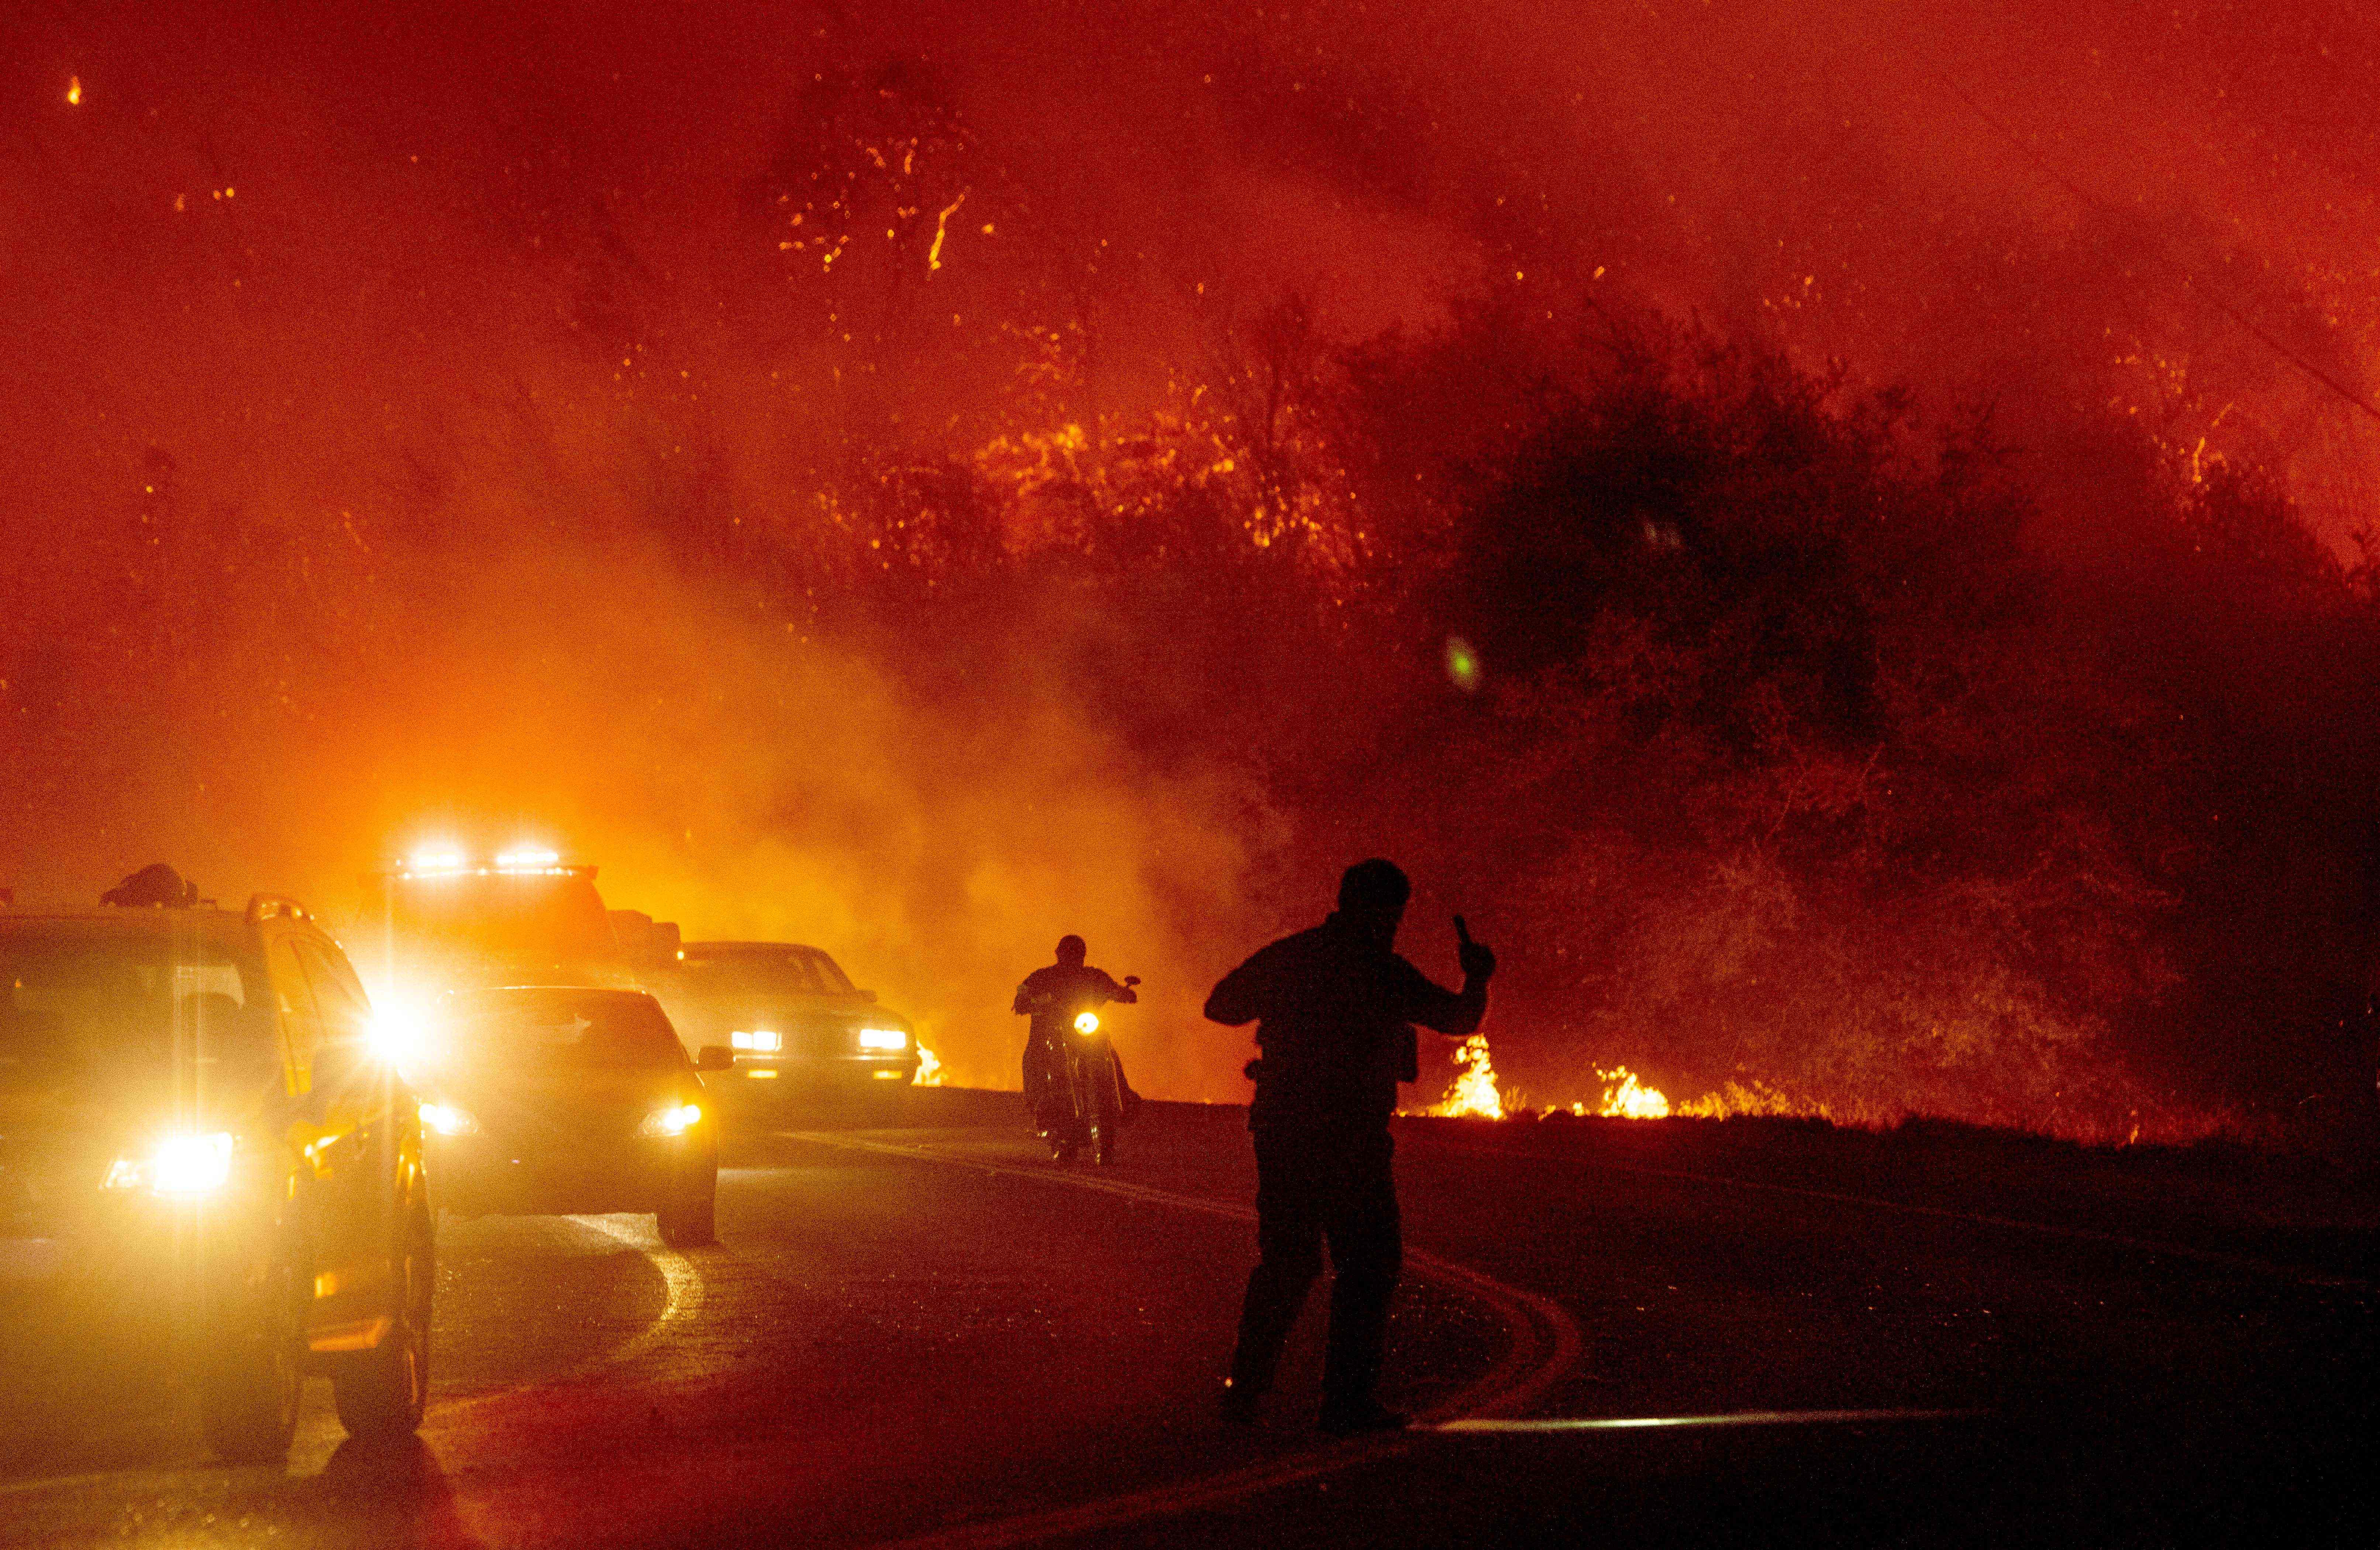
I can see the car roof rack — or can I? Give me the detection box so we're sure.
[246,894,315,926]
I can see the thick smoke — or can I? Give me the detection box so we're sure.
[4,1,2377,1127]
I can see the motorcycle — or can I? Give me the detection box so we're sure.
[1043,975,1138,1165]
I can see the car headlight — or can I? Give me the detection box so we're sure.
[106,1132,235,1196]
[418,1100,479,1137]
[730,1030,782,1053]
[857,1027,908,1052]
[1072,1011,1100,1036]
[638,1102,702,1139]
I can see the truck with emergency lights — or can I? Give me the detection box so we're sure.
[349,845,680,1067]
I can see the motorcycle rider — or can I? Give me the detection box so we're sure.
[1014,935,1138,1137]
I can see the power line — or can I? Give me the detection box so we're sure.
[1930,70,2380,428]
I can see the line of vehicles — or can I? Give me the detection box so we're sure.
[0,845,931,1464]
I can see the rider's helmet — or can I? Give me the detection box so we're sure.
[1055,934,1087,967]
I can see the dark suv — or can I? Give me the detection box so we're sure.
[0,888,431,1461]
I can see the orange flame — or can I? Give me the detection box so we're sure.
[1592,1065,1670,1119]
[911,1044,944,1086]
[1434,1033,1504,1119]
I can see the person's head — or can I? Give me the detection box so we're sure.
[1335,859,1410,948]
[1054,934,1087,968]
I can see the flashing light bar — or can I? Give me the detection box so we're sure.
[731,1030,784,1053]
[393,843,584,880]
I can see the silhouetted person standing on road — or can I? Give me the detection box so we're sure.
[1205,859,1495,1434]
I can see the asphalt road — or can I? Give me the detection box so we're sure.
[1,1089,2373,1549]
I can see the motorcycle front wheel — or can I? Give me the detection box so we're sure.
[1084,1045,1123,1165]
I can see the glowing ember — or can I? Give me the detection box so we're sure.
[1435,1033,1504,1119]
[65,76,82,107]
[927,192,967,271]
[911,1044,944,1086]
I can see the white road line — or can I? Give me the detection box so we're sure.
[1440,1409,1985,1433]
[559,1213,707,1375]
[426,1213,709,1426]
[786,1130,1584,1550]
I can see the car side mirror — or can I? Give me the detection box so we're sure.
[695,1046,735,1072]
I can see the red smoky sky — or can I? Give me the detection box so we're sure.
[2,0,2374,1103]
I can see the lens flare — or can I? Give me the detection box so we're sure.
[370,993,434,1070]
[1444,636,1481,693]
[417,1100,478,1136]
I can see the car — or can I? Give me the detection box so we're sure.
[0,879,431,1463]
[657,941,922,1100]
[411,986,725,1248]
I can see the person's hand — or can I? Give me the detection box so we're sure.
[1454,915,1496,981]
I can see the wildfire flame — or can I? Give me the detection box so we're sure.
[911,1044,944,1086]
[1591,1065,1670,1119]
[1434,1033,1504,1120]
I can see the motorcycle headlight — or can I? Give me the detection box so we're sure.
[106,1132,236,1196]
[1072,1011,1100,1036]
[418,1100,479,1137]
[857,1027,908,1051]
[638,1102,702,1139]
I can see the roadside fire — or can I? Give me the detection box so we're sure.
[1434,1033,1504,1120]
[1423,1037,1674,1123]
[1588,1066,1671,1119]
[912,1044,944,1086]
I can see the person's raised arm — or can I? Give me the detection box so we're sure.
[1401,916,1496,1038]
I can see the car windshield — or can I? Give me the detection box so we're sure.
[373,872,615,960]
[0,919,278,1089]
[445,990,685,1071]
[676,949,854,998]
